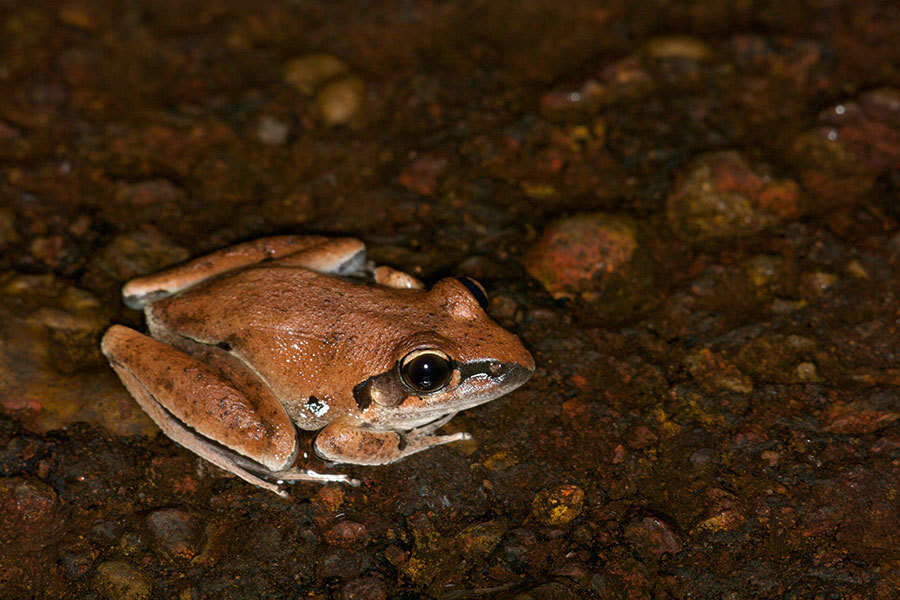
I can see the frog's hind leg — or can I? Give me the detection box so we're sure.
[123,235,365,309]
[101,324,344,497]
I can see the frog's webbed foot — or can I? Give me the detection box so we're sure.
[313,416,469,466]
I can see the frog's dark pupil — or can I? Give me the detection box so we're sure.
[404,353,451,392]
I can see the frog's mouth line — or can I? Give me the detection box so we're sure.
[381,361,533,427]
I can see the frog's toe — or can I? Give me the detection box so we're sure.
[272,468,360,487]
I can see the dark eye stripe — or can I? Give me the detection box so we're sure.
[456,276,489,309]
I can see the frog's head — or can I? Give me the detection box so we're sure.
[353,276,534,426]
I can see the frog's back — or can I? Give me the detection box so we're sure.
[148,264,405,342]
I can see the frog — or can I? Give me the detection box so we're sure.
[100,235,534,497]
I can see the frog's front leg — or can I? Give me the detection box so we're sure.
[314,416,470,465]
[101,325,354,497]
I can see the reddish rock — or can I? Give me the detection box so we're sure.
[540,55,654,119]
[325,521,370,548]
[818,88,900,173]
[93,561,151,600]
[624,516,683,555]
[666,150,804,241]
[824,401,899,434]
[146,509,204,560]
[0,477,59,552]
[524,212,652,305]
[684,348,754,394]
[454,520,507,560]
[397,155,448,196]
[787,88,900,208]
[531,484,585,526]
[313,485,345,512]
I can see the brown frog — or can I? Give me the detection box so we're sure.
[101,236,534,496]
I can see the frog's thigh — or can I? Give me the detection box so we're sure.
[314,418,469,465]
[123,235,360,309]
[101,325,299,491]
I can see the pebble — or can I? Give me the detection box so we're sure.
[397,154,448,196]
[324,520,370,548]
[57,3,102,30]
[118,530,146,556]
[787,88,900,208]
[93,561,152,600]
[531,484,585,526]
[83,226,189,294]
[146,508,203,559]
[313,485,345,512]
[523,212,643,301]
[793,361,820,382]
[540,56,654,118]
[684,348,754,394]
[0,477,59,551]
[800,271,837,296]
[454,520,507,560]
[118,174,183,214]
[105,179,186,226]
[316,75,366,126]
[284,54,349,95]
[60,549,94,579]
[666,150,803,241]
[742,255,786,288]
[256,115,290,145]
[341,574,386,600]
[623,516,682,555]
[643,36,714,61]
[824,401,899,434]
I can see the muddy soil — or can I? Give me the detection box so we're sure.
[1,1,898,599]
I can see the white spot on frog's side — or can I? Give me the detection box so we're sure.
[306,396,330,417]
[834,104,845,115]
[826,128,838,141]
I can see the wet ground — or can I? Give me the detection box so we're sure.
[1,1,899,599]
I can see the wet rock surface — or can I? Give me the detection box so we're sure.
[1,1,898,599]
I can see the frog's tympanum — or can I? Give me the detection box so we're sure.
[101,236,534,496]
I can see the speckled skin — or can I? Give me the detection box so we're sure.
[101,236,534,497]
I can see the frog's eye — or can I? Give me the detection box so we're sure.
[456,276,489,309]
[400,349,453,394]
